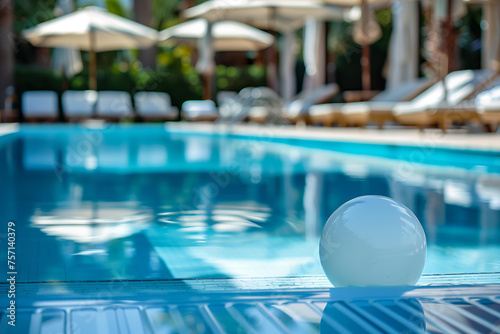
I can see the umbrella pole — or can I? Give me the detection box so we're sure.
[89,29,97,91]
[495,5,500,71]
[361,0,371,92]
[361,45,370,91]
[445,0,453,74]
[267,7,279,92]
[267,38,279,92]
[203,72,213,100]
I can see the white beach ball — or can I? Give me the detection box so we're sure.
[319,196,426,287]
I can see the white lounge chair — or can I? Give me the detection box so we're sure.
[309,77,432,127]
[475,78,500,132]
[95,91,134,121]
[62,90,98,122]
[285,83,340,123]
[181,100,219,121]
[134,92,178,122]
[426,75,500,131]
[22,91,59,122]
[248,83,339,124]
[394,69,495,130]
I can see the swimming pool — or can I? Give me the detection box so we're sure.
[0,124,498,284]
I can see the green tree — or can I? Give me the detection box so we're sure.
[106,0,127,17]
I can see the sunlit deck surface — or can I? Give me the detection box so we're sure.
[165,122,500,152]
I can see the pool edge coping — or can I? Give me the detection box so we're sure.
[163,122,500,153]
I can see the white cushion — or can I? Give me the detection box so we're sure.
[476,80,500,106]
[182,100,218,119]
[22,91,58,117]
[286,83,338,117]
[372,78,429,102]
[62,90,97,117]
[341,102,398,115]
[395,70,494,115]
[309,103,343,116]
[135,92,177,117]
[96,91,133,117]
[411,70,493,108]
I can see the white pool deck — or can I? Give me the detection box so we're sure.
[165,123,500,152]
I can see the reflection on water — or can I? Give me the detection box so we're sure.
[158,204,272,235]
[0,127,499,282]
[31,203,152,243]
[319,299,426,333]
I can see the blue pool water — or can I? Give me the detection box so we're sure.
[0,124,499,283]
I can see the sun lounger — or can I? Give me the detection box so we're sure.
[95,91,134,121]
[62,90,98,122]
[248,83,339,124]
[394,69,495,130]
[308,77,432,127]
[22,91,59,122]
[181,100,219,121]
[426,75,500,131]
[285,83,340,124]
[134,92,178,122]
[477,103,500,132]
[475,78,500,132]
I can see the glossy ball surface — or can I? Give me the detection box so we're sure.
[319,196,426,287]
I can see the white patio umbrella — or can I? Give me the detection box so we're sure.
[184,0,349,32]
[160,19,275,100]
[159,19,274,51]
[185,0,351,96]
[23,6,159,90]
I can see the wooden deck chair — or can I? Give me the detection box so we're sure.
[308,77,432,127]
[394,70,495,130]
